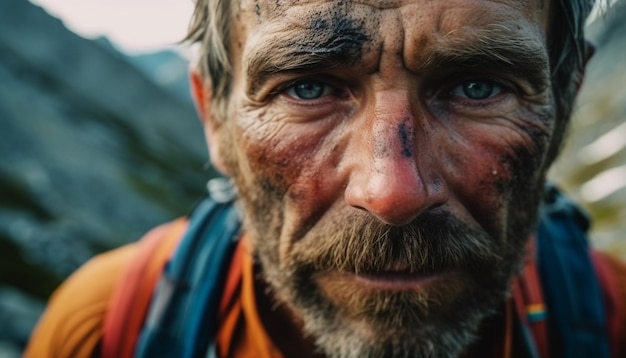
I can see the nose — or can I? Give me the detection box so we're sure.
[344,90,449,225]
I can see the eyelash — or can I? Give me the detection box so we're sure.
[274,78,351,104]
[435,76,511,100]
[270,73,512,107]
[284,80,335,100]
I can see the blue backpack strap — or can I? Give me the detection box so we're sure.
[536,185,610,357]
[135,178,242,358]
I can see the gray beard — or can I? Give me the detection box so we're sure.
[299,300,483,358]
[249,210,529,358]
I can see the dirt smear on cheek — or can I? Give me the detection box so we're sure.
[497,123,552,238]
[249,146,291,198]
[501,144,544,189]
[499,104,553,190]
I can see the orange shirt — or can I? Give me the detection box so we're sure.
[24,243,136,358]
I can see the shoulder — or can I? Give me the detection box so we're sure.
[24,243,138,358]
[25,219,189,358]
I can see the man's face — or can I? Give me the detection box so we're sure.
[209,0,555,356]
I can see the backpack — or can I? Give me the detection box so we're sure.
[513,185,624,358]
[101,178,242,358]
[101,182,624,358]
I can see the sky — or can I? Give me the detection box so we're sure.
[29,0,195,54]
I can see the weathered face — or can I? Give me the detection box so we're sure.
[208,0,554,356]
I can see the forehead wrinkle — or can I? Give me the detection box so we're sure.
[243,9,370,95]
[240,0,549,95]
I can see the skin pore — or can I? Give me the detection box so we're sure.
[197,0,557,356]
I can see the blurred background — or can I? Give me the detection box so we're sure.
[0,0,624,356]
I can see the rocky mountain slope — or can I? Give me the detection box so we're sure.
[0,0,211,354]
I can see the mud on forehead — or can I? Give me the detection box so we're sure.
[236,0,549,55]
[238,1,383,87]
[241,0,377,54]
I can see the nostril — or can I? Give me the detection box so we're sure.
[346,188,424,226]
[345,170,450,226]
[351,204,367,211]
[350,205,370,216]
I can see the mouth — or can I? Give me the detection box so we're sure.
[345,259,453,291]
[316,266,451,292]
[353,271,446,291]
[311,265,468,324]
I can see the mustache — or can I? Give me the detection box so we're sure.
[286,210,505,275]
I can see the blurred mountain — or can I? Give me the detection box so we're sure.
[549,0,626,255]
[94,36,194,107]
[0,0,213,354]
[129,49,195,107]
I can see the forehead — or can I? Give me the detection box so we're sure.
[238,0,546,19]
[232,0,549,77]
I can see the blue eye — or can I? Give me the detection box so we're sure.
[451,80,502,100]
[286,80,333,100]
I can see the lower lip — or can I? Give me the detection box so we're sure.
[343,271,446,291]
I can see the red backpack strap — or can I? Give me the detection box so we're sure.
[591,251,626,358]
[512,238,549,358]
[101,218,188,358]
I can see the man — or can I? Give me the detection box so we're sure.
[25,0,626,357]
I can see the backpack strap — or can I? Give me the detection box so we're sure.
[512,239,549,358]
[591,251,626,358]
[534,185,611,357]
[134,184,242,358]
[101,218,188,358]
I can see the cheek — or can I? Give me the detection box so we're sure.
[236,110,345,212]
[440,113,551,235]
[240,126,310,195]
[236,116,352,264]
[443,138,509,232]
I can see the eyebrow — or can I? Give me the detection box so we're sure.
[420,27,550,91]
[244,23,550,95]
[244,28,368,95]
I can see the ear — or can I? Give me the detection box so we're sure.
[190,70,231,176]
[574,40,596,91]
